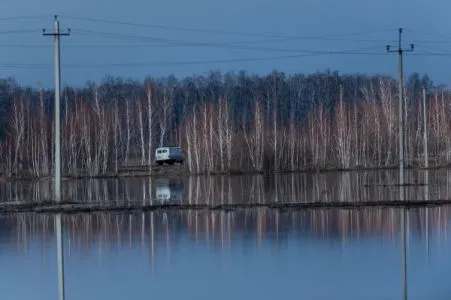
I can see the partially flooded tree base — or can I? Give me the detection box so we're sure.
[364,183,428,187]
[1,199,450,214]
[0,163,449,182]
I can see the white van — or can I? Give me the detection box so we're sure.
[155,146,185,165]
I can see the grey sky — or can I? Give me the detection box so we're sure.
[0,0,448,87]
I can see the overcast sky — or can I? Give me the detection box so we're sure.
[0,0,448,88]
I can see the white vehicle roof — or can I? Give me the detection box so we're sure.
[156,146,182,150]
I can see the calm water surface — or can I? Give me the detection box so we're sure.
[0,208,450,299]
[1,170,451,299]
[2,169,451,204]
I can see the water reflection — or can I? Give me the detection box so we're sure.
[402,207,408,300]
[0,169,447,205]
[6,208,446,249]
[4,206,451,247]
[2,170,450,299]
[1,206,450,299]
[155,178,184,203]
[55,214,65,300]
[425,170,430,260]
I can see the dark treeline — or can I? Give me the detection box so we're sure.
[0,69,447,178]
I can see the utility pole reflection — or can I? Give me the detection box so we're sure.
[400,184,408,300]
[55,213,65,300]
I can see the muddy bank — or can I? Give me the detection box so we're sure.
[0,199,450,214]
[0,164,189,182]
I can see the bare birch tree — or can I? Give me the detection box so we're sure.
[335,86,351,168]
[137,97,146,165]
[158,87,173,147]
[147,82,154,167]
[243,99,265,172]
[125,100,131,165]
[10,96,25,175]
[112,100,120,174]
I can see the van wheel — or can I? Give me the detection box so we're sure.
[168,160,175,165]
[157,161,163,166]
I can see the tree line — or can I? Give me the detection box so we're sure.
[0,69,447,178]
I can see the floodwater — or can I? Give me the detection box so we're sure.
[1,170,451,299]
[2,169,451,204]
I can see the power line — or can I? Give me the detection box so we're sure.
[406,28,451,42]
[63,16,451,46]
[0,50,390,69]
[73,28,394,44]
[0,43,387,48]
[419,45,451,54]
[0,42,447,56]
[67,29,451,52]
[63,15,397,40]
[0,49,450,70]
[0,29,38,34]
[71,29,390,54]
[416,51,451,56]
[0,15,48,21]
[3,41,451,50]
[0,27,449,52]
[2,35,451,48]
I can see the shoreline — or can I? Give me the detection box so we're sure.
[0,163,448,183]
[0,199,450,214]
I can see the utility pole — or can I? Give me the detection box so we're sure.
[387,28,414,186]
[43,15,70,300]
[43,15,70,203]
